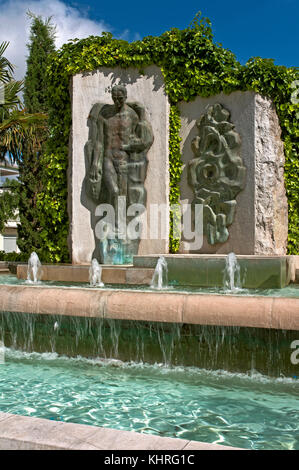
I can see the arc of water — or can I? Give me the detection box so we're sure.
[89,258,104,287]
[223,252,242,292]
[150,256,168,290]
[27,252,42,284]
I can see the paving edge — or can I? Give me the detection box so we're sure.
[0,412,243,450]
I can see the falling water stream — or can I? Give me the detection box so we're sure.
[0,312,297,376]
[0,313,298,450]
[0,312,298,450]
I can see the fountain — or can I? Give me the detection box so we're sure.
[0,33,297,451]
[26,252,42,284]
[223,252,242,292]
[89,258,104,288]
[150,256,168,290]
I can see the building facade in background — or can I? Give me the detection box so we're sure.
[0,164,19,253]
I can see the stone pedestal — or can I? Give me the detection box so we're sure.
[178,91,288,255]
[133,254,292,288]
[69,65,170,264]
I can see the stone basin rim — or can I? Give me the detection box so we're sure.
[0,412,244,451]
[0,284,298,330]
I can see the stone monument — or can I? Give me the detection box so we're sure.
[69,65,170,265]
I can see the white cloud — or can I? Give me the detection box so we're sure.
[0,0,109,80]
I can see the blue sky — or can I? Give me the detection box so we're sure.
[0,0,298,80]
[72,0,299,67]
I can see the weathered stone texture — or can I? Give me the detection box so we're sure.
[254,94,288,254]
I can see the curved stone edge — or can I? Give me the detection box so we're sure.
[0,285,298,330]
[0,412,243,450]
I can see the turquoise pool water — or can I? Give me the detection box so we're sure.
[1,274,299,297]
[0,348,298,450]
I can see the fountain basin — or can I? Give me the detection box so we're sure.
[134,254,298,289]
[1,258,298,450]
[0,284,298,330]
[0,339,297,449]
[14,255,298,289]
[0,289,298,449]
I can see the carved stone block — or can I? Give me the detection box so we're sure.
[179,91,288,255]
[69,66,170,264]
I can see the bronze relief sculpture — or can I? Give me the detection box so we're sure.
[85,85,154,264]
[188,103,246,245]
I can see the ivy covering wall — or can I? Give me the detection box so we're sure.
[38,15,298,262]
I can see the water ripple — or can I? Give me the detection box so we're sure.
[0,348,298,450]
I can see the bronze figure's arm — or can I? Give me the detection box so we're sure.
[121,102,154,154]
[89,114,105,182]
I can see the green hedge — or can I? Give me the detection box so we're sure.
[0,251,28,262]
[38,15,298,262]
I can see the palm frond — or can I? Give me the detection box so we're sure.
[0,110,47,132]
[0,110,48,162]
[0,41,15,83]
[0,80,23,115]
[0,41,49,163]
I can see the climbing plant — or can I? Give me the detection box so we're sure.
[37,13,298,262]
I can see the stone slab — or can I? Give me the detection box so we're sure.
[133,254,290,288]
[70,65,170,264]
[0,412,242,450]
[183,294,273,329]
[178,91,288,255]
[105,290,184,323]
[271,297,299,330]
[16,264,154,285]
[0,413,98,450]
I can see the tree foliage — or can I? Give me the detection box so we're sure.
[16,12,56,259]
[24,11,56,113]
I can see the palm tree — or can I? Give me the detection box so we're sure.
[0,41,47,162]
